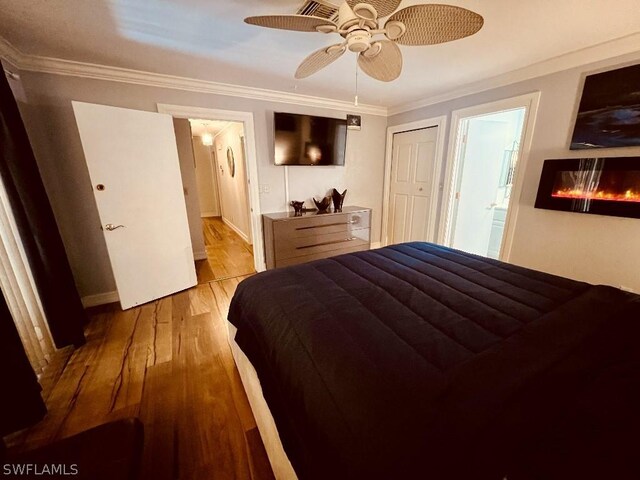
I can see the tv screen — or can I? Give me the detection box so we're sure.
[274,112,347,166]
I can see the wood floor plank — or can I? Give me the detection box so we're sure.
[197,217,255,284]
[209,280,257,433]
[151,296,173,366]
[173,313,253,479]
[138,362,176,480]
[246,427,276,480]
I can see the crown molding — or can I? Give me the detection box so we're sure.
[0,37,387,117]
[388,32,640,116]
[4,31,640,119]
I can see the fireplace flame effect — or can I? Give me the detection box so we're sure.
[552,189,640,203]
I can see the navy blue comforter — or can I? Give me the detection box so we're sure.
[228,242,640,479]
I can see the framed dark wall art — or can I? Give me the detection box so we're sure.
[570,63,640,150]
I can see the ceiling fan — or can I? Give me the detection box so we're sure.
[244,0,484,82]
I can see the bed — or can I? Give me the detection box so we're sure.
[227,242,640,479]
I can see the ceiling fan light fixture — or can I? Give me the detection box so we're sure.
[347,31,371,53]
[362,41,382,57]
[316,24,337,33]
[385,20,406,40]
[326,44,346,54]
[352,3,377,21]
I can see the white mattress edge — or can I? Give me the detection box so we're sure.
[226,321,299,480]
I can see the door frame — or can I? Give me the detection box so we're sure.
[381,115,448,246]
[157,104,265,272]
[439,92,541,261]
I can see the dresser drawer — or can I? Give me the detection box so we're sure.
[273,210,370,239]
[276,243,370,268]
[275,228,370,261]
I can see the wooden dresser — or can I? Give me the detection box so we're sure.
[263,206,371,269]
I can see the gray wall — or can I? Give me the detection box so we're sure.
[173,118,206,258]
[390,51,640,292]
[13,71,387,299]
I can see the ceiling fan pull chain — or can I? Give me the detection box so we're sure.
[354,55,359,107]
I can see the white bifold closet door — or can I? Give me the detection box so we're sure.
[388,127,439,244]
[72,102,196,310]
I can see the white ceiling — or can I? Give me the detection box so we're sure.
[189,119,232,137]
[1,0,639,107]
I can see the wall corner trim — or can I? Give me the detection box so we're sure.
[194,251,207,261]
[81,291,119,308]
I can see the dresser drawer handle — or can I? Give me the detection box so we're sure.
[296,237,357,249]
[296,220,356,230]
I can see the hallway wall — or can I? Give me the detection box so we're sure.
[213,123,251,243]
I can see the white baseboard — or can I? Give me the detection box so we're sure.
[371,241,382,249]
[222,216,251,244]
[200,211,219,218]
[82,291,119,308]
[194,250,207,260]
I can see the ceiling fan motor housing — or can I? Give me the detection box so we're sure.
[347,29,371,52]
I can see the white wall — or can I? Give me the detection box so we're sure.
[213,123,251,241]
[173,118,206,258]
[389,51,640,292]
[11,71,388,298]
[191,136,220,217]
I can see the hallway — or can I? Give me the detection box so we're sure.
[196,217,255,284]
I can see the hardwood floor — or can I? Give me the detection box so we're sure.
[196,217,255,284]
[7,270,274,478]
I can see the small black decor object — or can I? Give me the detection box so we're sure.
[331,188,347,212]
[313,195,332,213]
[290,200,304,216]
[347,114,361,131]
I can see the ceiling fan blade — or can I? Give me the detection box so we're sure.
[245,15,337,33]
[386,4,484,46]
[347,0,402,18]
[295,44,346,79]
[358,40,402,82]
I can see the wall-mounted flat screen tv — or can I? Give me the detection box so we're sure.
[274,112,347,166]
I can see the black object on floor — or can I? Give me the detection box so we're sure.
[2,418,144,480]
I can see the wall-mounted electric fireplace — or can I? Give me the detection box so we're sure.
[535,157,640,219]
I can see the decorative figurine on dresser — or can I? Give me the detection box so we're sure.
[331,188,347,212]
[290,200,304,216]
[313,195,332,213]
[263,205,371,269]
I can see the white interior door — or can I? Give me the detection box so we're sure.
[450,119,510,255]
[388,127,438,244]
[73,101,196,309]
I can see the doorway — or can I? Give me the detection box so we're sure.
[159,103,265,276]
[441,93,540,260]
[187,119,254,283]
